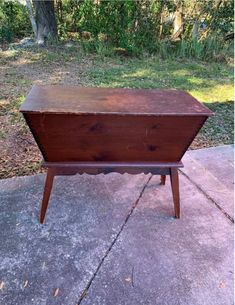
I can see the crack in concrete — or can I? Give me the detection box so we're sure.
[180,170,234,224]
[77,174,153,304]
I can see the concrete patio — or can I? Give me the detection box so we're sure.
[0,145,233,305]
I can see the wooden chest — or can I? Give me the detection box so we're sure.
[20,85,212,163]
[20,85,213,223]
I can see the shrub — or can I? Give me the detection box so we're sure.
[0,0,32,43]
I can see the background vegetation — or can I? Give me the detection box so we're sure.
[0,0,234,60]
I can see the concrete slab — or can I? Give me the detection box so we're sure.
[0,145,233,305]
[186,145,234,191]
[182,145,234,220]
[80,174,234,305]
[0,173,149,305]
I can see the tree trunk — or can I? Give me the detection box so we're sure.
[26,0,37,37]
[172,1,183,41]
[33,0,58,45]
[192,20,199,40]
[159,3,166,39]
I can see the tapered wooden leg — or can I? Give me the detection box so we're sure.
[40,168,55,224]
[160,175,166,185]
[170,168,180,218]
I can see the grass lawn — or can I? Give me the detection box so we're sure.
[0,46,233,178]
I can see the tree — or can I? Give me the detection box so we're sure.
[172,0,184,41]
[26,0,57,44]
[25,0,37,37]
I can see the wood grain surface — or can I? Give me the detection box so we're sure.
[20,85,213,116]
[24,113,207,162]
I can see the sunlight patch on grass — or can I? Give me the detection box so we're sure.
[187,77,205,85]
[88,57,234,103]
[0,98,9,106]
[0,98,10,115]
[171,69,190,77]
[189,83,234,103]
[125,69,152,78]
[0,49,18,59]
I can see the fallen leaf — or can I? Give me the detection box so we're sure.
[0,281,5,290]
[53,288,59,297]
[219,282,225,288]
[125,277,132,283]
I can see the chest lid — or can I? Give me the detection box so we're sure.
[20,85,213,116]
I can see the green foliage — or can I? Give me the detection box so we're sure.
[0,24,13,43]
[0,0,32,43]
[60,0,162,52]
[173,36,232,61]
[81,39,114,57]
[57,0,233,60]
[0,0,233,61]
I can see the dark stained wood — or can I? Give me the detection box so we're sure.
[23,113,207,162]
[42,161,182,175]
[40,168,55,224]
[170,168,180,218]
[40,162,182,223]
[160,175,166,185]
[20,85,213,223]
[20,85,214,116]
[43,161,183,168]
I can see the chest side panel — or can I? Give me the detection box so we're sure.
[24,113,206,162]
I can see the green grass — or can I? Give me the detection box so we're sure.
[86,57,233,103]
[198,101,234,147]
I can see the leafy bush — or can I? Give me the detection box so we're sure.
[0,0,233,61]
[0,0,32,43]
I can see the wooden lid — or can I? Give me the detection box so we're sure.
[20,85,213,116]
